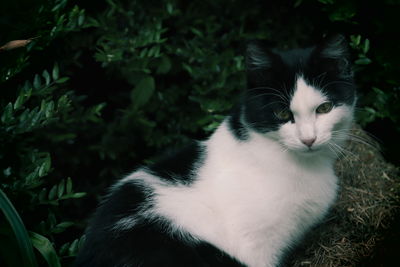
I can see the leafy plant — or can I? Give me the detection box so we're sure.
[0,188,38,267]
[0,1,104,266]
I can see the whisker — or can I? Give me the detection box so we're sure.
[331,130,378,149]
[246,92,289,104]
[246,86,290,103]
[330,141,357,161]
[260,101,287,110]
[327,143,340,159]
[320,80,354,91]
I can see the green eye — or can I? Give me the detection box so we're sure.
[316,101,333,114]
[275,109,292,120]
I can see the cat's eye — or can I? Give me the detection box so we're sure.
[275,109,292,120]
[316,101,333,114]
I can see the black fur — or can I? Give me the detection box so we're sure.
[75,179,244,267]
[147,141,205,184]
[237,34,356,135]
[227,106,249,141]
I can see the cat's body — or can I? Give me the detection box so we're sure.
[76,35,356,267]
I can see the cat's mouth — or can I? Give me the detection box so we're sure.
[297,146,321,154]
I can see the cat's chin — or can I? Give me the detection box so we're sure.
[289,146,327,157]
[296,148,319,154]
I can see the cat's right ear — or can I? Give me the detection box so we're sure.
[245,41,273,71]
[314,34,353,79]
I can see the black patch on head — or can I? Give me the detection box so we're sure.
[75,180,245,267]
[306,34,355,106]
[241,34,356,134]
[147,141,205,185]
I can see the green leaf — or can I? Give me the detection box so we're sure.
[363,39,370,54]
[25,167,39,183]
[22,82,33,98]
[45,101,54,118]
[33,74,41,89]
[70,192,86,199]
[190,27,204,38]
[156,56,171,74]
[59,242,69,256]
[166,3,174,14]
[51,222,74,234]
[38,158,51,177]
[55,77,70,84]
[68,238,79,256]
[1,103,14,123]
[48,213,57,228]
[93,103,106,116]
[57,95,70,109]
[78,235,86,250]
[29,231,61,267]
[42,70,51,85]
[66,177,73,194]
[355,57,372,65]
[182,63,193,74]
[57,180,65,198]
[131,76,155,109]
[52,64,59,80]
[14,95,25,110]
[0,188,38,267]
[354,35,361,46]
[139,48,148,58]
[30,109,42,128]
[38,188,47,202]
[48,185,57,201]
[318,0,334,4]
[78,13,85,26]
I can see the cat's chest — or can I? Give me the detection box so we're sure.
[207,154,336,226]
[151,150,337,266]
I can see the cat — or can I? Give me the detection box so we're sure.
[75,34,356,267]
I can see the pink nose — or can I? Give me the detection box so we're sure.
[301,137,316,147]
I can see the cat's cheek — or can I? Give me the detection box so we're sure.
[320,106,353,133]
[277,122,300,149]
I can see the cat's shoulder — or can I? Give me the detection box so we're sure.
[145,140,206,185]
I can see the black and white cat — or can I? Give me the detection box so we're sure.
[76,35,356,267]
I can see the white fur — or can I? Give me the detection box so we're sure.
[115,77,354,267]
[278,77,354,154]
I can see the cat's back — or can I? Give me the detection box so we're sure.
[75,142,244,267]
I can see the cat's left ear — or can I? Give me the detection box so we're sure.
[245,40,282,88]
[315,34,353,79]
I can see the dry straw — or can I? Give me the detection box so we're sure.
[289,125,399,267]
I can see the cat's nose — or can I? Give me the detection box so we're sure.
[301,137,316,147]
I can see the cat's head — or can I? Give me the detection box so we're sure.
[237,35,356,155]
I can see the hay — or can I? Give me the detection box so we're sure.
[289,125,400,267]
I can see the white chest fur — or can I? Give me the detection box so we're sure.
[145,122,338,267]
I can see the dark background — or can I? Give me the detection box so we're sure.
[0,0,399,266]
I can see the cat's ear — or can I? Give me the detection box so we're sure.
[319,34,349,59]
[246,41,274,71]
[315,34,353,78]
[245,41,281,88]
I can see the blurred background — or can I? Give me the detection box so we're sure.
[0,0,399,266]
